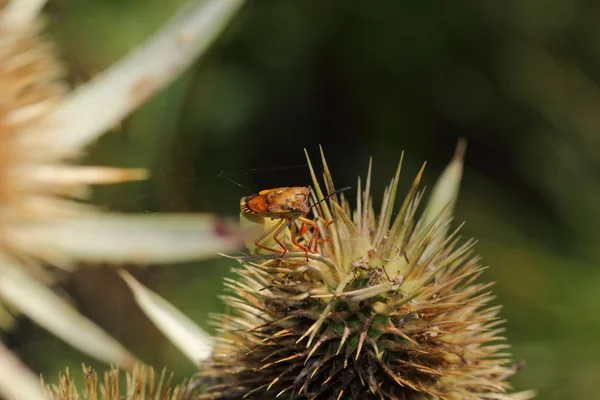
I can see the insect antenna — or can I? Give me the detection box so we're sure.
[193,163,310,194]
[214,171,255,193]
[309,186,352,211]
[213,163,308,177]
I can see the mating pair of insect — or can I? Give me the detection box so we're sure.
[240,186,349,258]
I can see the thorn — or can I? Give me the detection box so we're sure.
[309,363,322,380]
[267,378,279,391]
[356,315,374,360]
[336,326,351,355]
[306,337,327,362]
[304,304,332,347]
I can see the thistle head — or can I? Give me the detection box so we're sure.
[42,364,198,400]
[198,145,534,400]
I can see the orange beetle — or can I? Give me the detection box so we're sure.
[240,186,323,257]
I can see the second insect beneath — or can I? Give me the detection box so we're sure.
[240,186,349,259]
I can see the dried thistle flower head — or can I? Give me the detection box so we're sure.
[42,364,198,400]
[197,147,534,399]
[0,0,245,398]
[0,0,245,274]
[0,11,146,271]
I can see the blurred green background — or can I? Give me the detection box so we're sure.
[14,0,600,398]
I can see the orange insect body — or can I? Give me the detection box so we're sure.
[240,186,326,258]
[241,187,311,218]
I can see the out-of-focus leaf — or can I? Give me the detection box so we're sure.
[26,0,245,156]
[0,259,136,369]
[0,0,46,29]
[10,214,246,265]
[0,342,45,400]
[119,269,213,365]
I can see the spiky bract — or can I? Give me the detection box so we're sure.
[42,364,197,400]
[199,150,529,400]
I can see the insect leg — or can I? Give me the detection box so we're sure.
[296,216,322,255]
[271,218,297,257]
[301,216,335,253]
[253,218,288,254]
[290,218,311,261]
[316,216,336,250]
